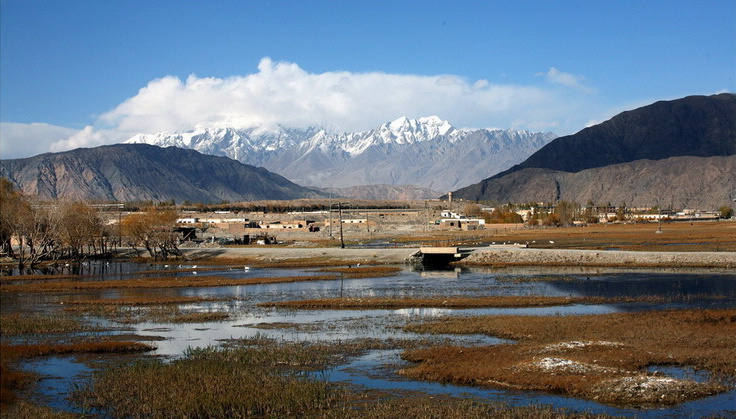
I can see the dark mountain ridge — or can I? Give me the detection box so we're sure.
[0,144,327,203]
[492,93,735,177]
[452,93,736,208]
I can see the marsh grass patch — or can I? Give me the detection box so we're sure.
[400,309,735,407]
[0,313,96,336]
[1,274,342,293]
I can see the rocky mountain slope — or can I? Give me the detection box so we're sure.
[0,144,328,203]
[125,116,555,191]
[317,184,439,201]
[452,94,736,208]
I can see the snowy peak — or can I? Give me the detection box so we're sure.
[123,117,556,191]
[379,116,456,145]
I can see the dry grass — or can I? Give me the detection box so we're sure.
[0,399,79,419]
[1,266,399,294]
[319,395,618,419]
[168,311,230,323]
[0,274,342,293]
[0,313,93,336]
[63,304,231,324]
[316,266,402,278]
[0,274,84,282]
[401,309,736,406]
[0,365,35,411]
[61,295,232,306]
[1,341,156,362]
[72,341,343,418]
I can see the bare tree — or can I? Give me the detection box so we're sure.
[54,202,103,261]
[122,207,181,260]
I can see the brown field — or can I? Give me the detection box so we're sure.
[390,221,736,252]
[401,309,736,406]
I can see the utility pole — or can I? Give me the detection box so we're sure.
[424,200,428,233]
[338,202,347,248]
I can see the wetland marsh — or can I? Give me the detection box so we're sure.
[1,260,735,418]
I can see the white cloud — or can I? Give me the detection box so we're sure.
[0,122,78,159]
[100,58,589,135]
[4,59,600,158]
[49,126,128,152]
[538,67,593,93]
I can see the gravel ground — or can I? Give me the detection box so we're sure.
[460,247,736,268]
[177,245,736,268]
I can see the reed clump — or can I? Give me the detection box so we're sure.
[0,399,79,419]
[0,274,84,282]
[71,304,231,324]
[0,313,92,336]
[0,365,35,410]
[401,309,735,406]
[316,266,403,278]
[318,396,618,419]
[1,341,156,361]
[72,341,343,418]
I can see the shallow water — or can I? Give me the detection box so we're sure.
[4,262,735,417]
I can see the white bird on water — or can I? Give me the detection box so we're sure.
[549,240,555,244]
[244,266,250,271]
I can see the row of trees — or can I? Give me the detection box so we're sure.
[1,179,181,268]
[466,200,733,227]
[463,201,626,227]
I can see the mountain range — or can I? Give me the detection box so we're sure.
[125,116,556,192]
[452,93,736,209]
[0,144,327,203]
[3,94,733,208]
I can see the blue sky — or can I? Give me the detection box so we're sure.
[1,0,734,158]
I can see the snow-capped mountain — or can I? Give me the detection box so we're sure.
[125,117,556,191]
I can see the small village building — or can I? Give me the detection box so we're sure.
[177,217,199,224]
[262,221,304,229]
[324,218,368,226]
[438,218,485,230]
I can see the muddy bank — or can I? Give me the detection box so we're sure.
[177,246,420,265]
[459,247,736,268]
